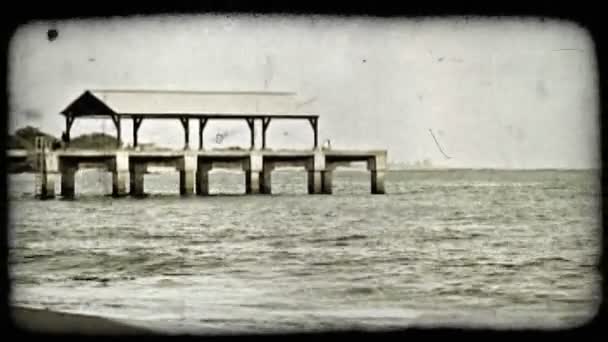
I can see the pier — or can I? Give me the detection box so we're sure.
[7,89,387,198]
[8,148,386,198]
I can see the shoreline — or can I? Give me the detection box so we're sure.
[10,306,159,335]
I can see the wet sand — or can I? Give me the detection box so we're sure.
[11,306,158,335]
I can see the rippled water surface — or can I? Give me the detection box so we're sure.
[8,169,601,333]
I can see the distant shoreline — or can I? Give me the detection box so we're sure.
[386,167,600,172]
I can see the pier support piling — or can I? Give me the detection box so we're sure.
[112,151,129,197]
[196,163,212,196]
[41,174,57,199]
[261,163,273,194]
[179,153,197,195]
[129,164,146,197]
[369,152,387,194]
[307,171,323,194]
[321,170,333,194]
[180,171,195,195]
[60,166,76,198]
[246,152,263,194]
[39,152,59,199]
[245,171,261,194]
[307,151,326,194]
[112,172,128,197]
[371,171,385,194]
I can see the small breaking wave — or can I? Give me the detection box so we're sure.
[306,234,368,244]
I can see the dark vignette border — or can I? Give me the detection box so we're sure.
[1,1,604,340]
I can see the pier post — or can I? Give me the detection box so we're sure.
[40,152,58,199]
[112,151,129,197]
[129,163,146,197]
[60,165,77,198]
[307,151,326,194]
[261,162,274,194]
[369,152,387,194]
[246,152,263,194]
[179,153,197,195]
[307,171,322,194]
[371,171,385,194]
[246,171,261,194]
[196,162,212,196]
[321,169,333,194]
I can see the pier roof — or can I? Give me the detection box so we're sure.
[59,90,320,150]
[60,90,317,119]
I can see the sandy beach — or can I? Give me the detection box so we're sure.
[11,306,158,335]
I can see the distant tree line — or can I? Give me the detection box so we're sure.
[7,126,122,173]
[7,126,60,150]
[8,126,122,150]
[389,159,435,169]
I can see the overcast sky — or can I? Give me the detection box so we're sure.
[7,15,599,169]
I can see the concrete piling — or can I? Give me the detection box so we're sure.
[112,172,128,197]
[307,171,323,194]
[369,151,387,194]
[39,152,59,199]
[321,170,333,194]
[179,153,197,195]
[261,162,273,194]
[179,171,195,195]
[60,166,76,198]
[112,151,129,197]
[307,150,326,194]
[246,152,263,194]
[371,171,385,194]
[41,174,57,199]
[129,164,146,197]
[195,163,212,196]
[245,171,261,194]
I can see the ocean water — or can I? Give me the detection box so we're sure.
[7,169,602,333]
